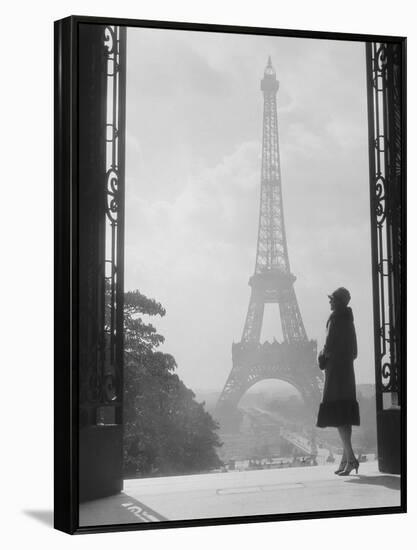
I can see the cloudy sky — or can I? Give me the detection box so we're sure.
[124,27,374,393]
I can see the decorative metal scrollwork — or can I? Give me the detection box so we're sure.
[375,175,387,224]
[104,26,116,53]
[367,42,403,403]
[101,25,126,411]
[106,168,119,223]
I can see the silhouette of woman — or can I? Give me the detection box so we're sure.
[317,287,360,475]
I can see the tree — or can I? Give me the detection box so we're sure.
[123,290,222,476]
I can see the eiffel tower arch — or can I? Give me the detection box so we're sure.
[216,57,322,432]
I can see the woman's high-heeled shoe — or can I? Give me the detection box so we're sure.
[338,459,359,476]
[334,460,347,475]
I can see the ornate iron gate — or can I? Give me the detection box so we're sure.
[366,41,405,474]
[78,23,126,501]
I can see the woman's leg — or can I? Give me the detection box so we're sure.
[337,425,356,462]
[334,446,347,473]
[336,428,347,464]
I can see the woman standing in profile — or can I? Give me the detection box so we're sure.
[317,287,360,476]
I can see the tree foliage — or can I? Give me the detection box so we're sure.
[124,290,166,355]
[123,290,222,477]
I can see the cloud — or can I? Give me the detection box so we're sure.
[125,140,260,290]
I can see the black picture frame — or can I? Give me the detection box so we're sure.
[54,15,406,534]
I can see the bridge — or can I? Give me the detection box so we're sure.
[244,407,318,455]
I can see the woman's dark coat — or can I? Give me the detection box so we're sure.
[316,306,360,428]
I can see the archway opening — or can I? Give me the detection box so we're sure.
[214,379,317,464]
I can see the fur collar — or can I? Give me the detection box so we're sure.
[328,306,354,324]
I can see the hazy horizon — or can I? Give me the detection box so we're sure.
[124,28,374,394]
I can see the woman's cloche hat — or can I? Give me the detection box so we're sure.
[328,287,351,306]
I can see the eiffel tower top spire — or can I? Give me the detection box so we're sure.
[261,55,279,92]
[265,55,274,73]
[255,57,289,276]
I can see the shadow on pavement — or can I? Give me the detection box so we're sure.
[345,475,400,491]
[23,509,54,527]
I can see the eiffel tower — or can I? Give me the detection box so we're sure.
[216,57,322,431]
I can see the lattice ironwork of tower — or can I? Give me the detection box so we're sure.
[216,57,322,431]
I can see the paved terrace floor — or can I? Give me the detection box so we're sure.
[79,460,401,527]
